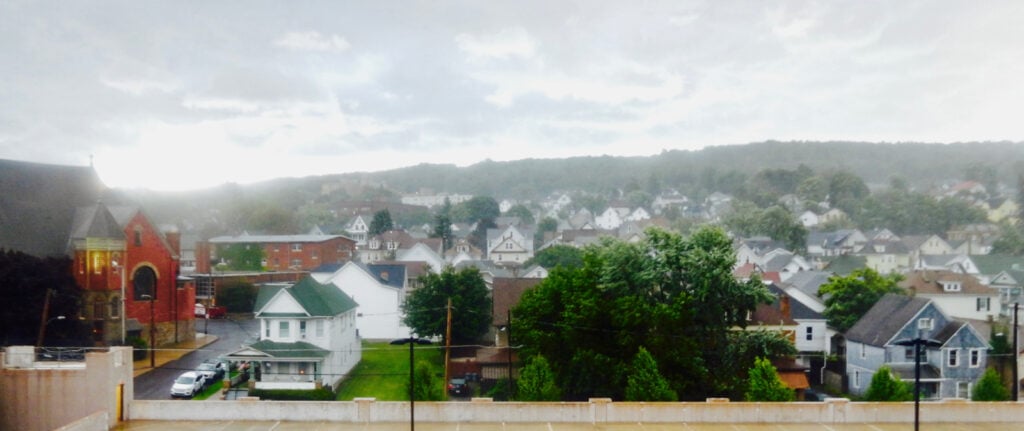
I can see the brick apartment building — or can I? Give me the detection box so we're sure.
[204,232,356,272]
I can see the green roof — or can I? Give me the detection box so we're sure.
[971,254,1024,275]
[247,340,329,359]
[253,276,358,316]
[822,255,867,276]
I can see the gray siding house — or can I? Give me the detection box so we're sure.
[845,294,988,399]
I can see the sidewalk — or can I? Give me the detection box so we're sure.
[133,333,219,377]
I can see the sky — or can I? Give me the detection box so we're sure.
[2,1,1023,191]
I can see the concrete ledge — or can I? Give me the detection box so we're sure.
[127,398,1024,424]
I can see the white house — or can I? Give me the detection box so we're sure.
[224,276,361,390]
[345,215,370,246]
[486,224,535,265]
[901,270,1001,322]
[798,210,819,228]
[326,261,411,341]
[397,242,446,273]
[595,207,626,229]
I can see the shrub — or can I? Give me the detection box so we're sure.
[127,336,148,361]
[248,387,336,401]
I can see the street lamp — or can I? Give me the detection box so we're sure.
[390,336,432,431]
[894,332,942,431]
[36,315,66,347]
[141,294,155,368]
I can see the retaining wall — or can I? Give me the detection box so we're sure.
[129,397,1024,424]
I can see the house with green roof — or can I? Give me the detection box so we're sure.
[223,276,360,390]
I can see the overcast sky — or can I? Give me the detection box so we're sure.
[2,1,1023,191]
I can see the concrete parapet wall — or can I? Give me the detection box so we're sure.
[129,397,1024,424]
[0,347,133,431]
[53,411,109,431]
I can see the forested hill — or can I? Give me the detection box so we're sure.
[124,141,1024,228]
[357,141,1024,197]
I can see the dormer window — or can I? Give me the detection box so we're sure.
[940,281,962,292]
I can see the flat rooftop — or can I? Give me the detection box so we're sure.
[112,421,1017,430]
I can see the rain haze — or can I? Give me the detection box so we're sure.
[2,0,1023,191]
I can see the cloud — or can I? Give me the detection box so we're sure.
[274,31,351,52]
[455,27,536,61]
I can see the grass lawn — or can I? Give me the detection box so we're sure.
[336,341,443,400]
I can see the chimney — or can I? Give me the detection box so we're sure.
[780,295,791,321]
[380,271,389,282]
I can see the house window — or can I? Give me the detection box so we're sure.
[316,320,324,337]
[853,371,861,388]
[860,343,866,359]
[133,267,157,300]
[918,318,933,331]
[134,227,142,246]
[300,321,307,338]
[948,349,959,367]
[941,281,961,292]
[265,325,270,338]
[505,242,513,249]
[93,301,106,319]
[957,382,969,399]
[976,297,991,312]
[970,349,982,367]
[291,243,302,252]
[279,321,290,338]
[312,250,318,260]
[805,326,813,341]
[291,258,302,267]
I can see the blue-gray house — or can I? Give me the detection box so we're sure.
[845,294,988,399]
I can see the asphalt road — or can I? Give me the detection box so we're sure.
[133,317,259,400]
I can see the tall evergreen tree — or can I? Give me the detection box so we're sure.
[625,347,677,401]
[745,357,794,401]
[864,365,913,401]
[369,209,394,236]
[972,367,1011,401]
[516,355,561,401]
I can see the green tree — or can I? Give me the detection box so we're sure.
[625,347,677,401]
[864,365,913,401]
[513,226,773,400]
[722,203,807,251]
[972,367,1011,401]
[991,221,1024,255]
[0,250,88,346]
[516,355,561,401]
[403,267,491,345]
[431,213,453,252]
[523,245,583,269]
[247,203,300,234]
[369,209,394,236]
[217,243,264,271]
[720,330,797,399]
[745,357,794,401]
[452,196,500,224]
[818,268,904,333]
[215,280,259,313]
[409,360,443,401]
[534,216,559,247]
[828,171,869,214]
[504,204,535,225]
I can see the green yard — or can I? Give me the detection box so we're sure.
[335,341,443,400]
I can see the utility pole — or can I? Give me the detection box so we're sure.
[36,289,54,347]
[443,298,453,398]
[1015,302,1019,401]
[507,309,513,398]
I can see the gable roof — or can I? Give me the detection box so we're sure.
[822,255,867,275]
[69,203,123,241]
[782,271,833,299]
[899,270,994,296]
[0,159,109,257]
[255,276,358,317]
[365,263,407,288]
[845,294,928,346]
[971,254,1024,275]
[492,277,542,326]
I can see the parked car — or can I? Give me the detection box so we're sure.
[170,371,206,398]
[195,359,226,383]
[447,377,469,396]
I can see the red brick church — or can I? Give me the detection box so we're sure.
[0,159,195,347]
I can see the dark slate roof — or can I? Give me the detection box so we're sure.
[972,255,1024,275]
[763,253,794,272]
[0,159,108,257]
[246,340,329,359]
[69,203,123,241]
[845,294,929,347]
[932,321,964,345]
[366,263,407,288]
[782,271,833,299]
[768,284,822,320]
[254,276,358,316]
